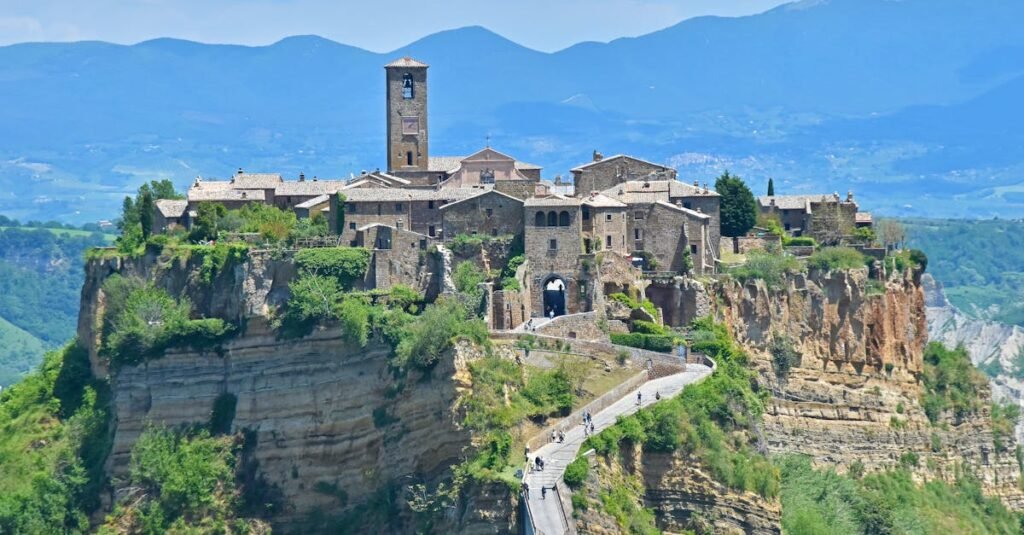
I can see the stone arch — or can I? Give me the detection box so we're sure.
[542,274,567,318]
[535,211,546,227]
[547,211,558,227]
[558,211,570,226]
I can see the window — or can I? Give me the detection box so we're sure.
[349,222,356,230]
[690,244,698,254]
[683,202,692,209]
[606,235,612,248]
[634,211,645,220]
[395,203,404,212]
[535,211,546,227]
[396,220,403,231]
[419,239,427,250]
[428,200,435,209]
[486,208,493,217]
[402,73,414,99]
[784,223,791,231]
[428,225,436,237]
[559,211,570,226]
[348,203,357,214]
[547,211,557,226]
[582,206,590,220]
[606,214,613,221]
[549,239,558,251]
[406,151,414,166]
[635,228,643,240]
[401,116,419,135]
[377,204,382,216]
[480,168,495,184]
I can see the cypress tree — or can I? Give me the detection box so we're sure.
[767,177,775,197]
[139,191,154,239]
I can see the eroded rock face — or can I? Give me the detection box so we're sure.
[575,447,781,535]
[714,268,1024,510]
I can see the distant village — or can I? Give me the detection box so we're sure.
[151,57,873,323]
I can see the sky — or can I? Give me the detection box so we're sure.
[0,0,792,52]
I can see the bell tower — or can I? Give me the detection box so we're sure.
[385,57,429,174]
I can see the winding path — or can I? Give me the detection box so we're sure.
[523,365,713,535]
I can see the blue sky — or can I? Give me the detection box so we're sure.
[0,0,791,51]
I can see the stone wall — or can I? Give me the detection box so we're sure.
[441,190,524,239]
[364,227,433,292]
[733,234,782,254]
[493,289,528,330]
[385,63,428,173]
[645,277,713,328]
[584,206,628,255]
[338,200,412,245]
[534,312,607,341]
[572,156,673,196]
[630,202,693,274]
[494,179,540,200]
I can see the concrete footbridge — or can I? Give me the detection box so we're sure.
[521,364,714,535]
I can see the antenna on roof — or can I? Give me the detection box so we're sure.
[485,134,491,148]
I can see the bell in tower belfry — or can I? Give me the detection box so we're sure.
[385,57,429,175]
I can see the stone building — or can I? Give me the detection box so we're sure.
[154,200,188,232]
[440,189,524,239]
[330,187,486,244]
[353,223,433,291]
[523,195,585,317]
[580,192,628,255]
[600,180,721,274]
[385,57,430,181]
[758,192,859,244]
[571,153,675,197]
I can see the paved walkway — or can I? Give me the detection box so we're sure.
[523,365,713,535]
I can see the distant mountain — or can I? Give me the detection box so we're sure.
[1,0,1023,222]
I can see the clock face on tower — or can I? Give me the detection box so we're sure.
[401,116,419,136]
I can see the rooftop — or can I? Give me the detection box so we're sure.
[341,186,489,203]
[581,192,627,208]
[524,194,582,207]
[571,154,672,173]
[385,57,429,68]
[758,194,841,211]
[188,189,267,202]
[601,180,719,205]
[229,172,284,189]
[274,180,349,196]
[295,195,331,209]
[155,199,187,218]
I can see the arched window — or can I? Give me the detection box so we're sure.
[558,211,570,226]
[535,211,546,227]
[406,151,414,166]
[402,73,414,99]
[547,211,558,227]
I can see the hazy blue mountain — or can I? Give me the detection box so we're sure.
[1,0,1023,222]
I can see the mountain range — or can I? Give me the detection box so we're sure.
[0,0,1023,222]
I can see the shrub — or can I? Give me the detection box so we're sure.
[237,203,297,242]
[610,333,675,353]
[393,298,488,370]
[449,234,484,256]
[728,250,802,288]
[337,296,372,347]
[294,247,371,289]
[563,456,589,488]
[631,320,667,336]
[784,236,818,247]
[769,334,801,380]
[453,261,486,296]
[920,342,988,424]
[209,393,237,435]
[806,247,868,272]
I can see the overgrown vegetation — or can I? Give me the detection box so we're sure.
[100,426,268,533]
[98,275,235,368]
[0,342,111,533]
[920,342,989,424]
[587,317,780,504]
[806,247,868,272]
[294,247,371,289]
[769,334,801,381]
[727,249,803,288]
[779,455,1021,535]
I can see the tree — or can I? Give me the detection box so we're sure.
[138,191,154,239]
[877,219,906,251]
[767,177,775,197]
[189,202,226,242]
[335,193,347,235]
[715,171,758,238]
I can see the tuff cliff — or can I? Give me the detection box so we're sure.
[78,249,514,533]
[714,267,1024,509]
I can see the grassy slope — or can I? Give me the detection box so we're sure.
[0,316,47,386]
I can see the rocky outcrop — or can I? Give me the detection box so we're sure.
[714,267,1024,510]
[81,250,514,532]
[576,447,781,535]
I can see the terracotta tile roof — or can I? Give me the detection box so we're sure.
[295,195,331,209]
[524,194,581,207]
[229,173,284,189]
[188,189,266,202]
[581,193,626,208]
[385,57,428,68]
[155,199,187,218]
[274,180,349,196]
[341,187,487,203]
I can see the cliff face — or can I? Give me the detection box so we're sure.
[714,268,1024,509]
[80,250,515,532]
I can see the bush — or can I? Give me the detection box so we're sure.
[784,236,818,247]
[769,334,801,380]
[453,261,486,296]
[631,320,667,336]
[294,247,371,289]
[393,298,488,371]
[806,247,868,272]
[610,333,675,353]
[728,250,803,288]
[563,456,589,488]
[920,342,988,424]
[449,234,483,256]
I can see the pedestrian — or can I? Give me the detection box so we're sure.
[551,430,557,443]
[522,481,530,498]
[637,391,642,406]
[541,486,547,500]
[655,391,661,401]
[584,425,589,437]
[549,309,555,320]
[558,431,565,443]
[590,422,595,434]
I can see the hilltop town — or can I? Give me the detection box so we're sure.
[148,57,874,326]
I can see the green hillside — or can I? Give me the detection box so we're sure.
[0,317,47,387]
[904,218,1024,324]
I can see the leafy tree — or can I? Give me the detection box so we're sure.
[189,202,226,242]
[715,171,758,237]
[394,298,487,370]
[335,193,347,235]
[767,177,775,196]
[294,247,371,289]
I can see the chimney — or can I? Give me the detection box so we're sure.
[703,182,709,193]
[241,191,247,199]
[299,172,306,182]
[770,198,776,206]
[592,150,603,162]
[693,180,699,187]
[313,176,319,182]
[237,167,244,175]
[847,190,854,202]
